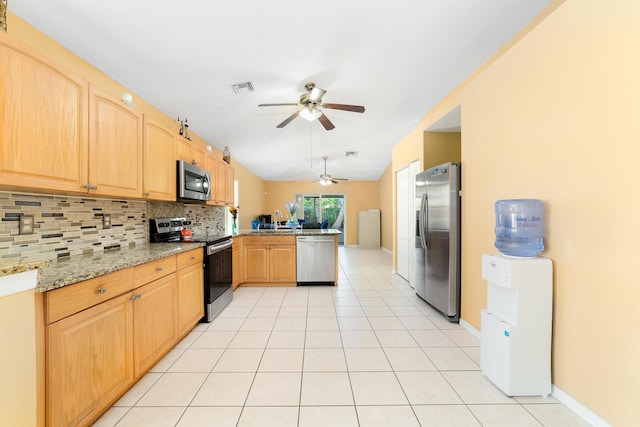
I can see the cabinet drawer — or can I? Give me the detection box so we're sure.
[243,235,295,246]
[45,268,134,324]
[133,256,176,287]
[176,248,204,270]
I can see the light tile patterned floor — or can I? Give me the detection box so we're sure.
[93,247,590,427]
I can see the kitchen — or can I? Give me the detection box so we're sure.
[1,1,638,426]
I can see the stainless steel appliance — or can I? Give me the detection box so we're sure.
[149,217,232,322]
[296,235,336,285]
[177,160,211,202]
[415,162,461,322]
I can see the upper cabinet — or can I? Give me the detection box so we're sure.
[89,86,143,198]
[0,33,89,193]
[177,136,206,167]
[205,153,234,206]
[143,116,176,201]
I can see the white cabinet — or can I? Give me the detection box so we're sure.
[480,254,552,397]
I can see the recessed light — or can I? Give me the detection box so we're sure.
[231,82,254,94]
[345,151,358,157]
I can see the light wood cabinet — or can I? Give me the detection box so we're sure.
[132,274,177,378]
[226,163,235,206]
[88,86,143,198]
[177,136,206,167]
[46,292,134,427]
[232,237,243,290]
[0,32,89,194]
[242,236,296,285]
[143,115,177,200]
[44,249,206,426]
[176,249,204,338]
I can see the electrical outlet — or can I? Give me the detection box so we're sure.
[19,215,35,235]
[103,214,111,229]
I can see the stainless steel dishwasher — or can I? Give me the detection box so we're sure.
[296,235,336,285]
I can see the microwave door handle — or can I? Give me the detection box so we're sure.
[203,174,211,197]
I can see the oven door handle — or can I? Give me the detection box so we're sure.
[207,239,233,255]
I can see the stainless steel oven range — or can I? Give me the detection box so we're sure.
[149,217,233,322]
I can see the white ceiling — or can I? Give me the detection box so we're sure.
[10,0,551,182]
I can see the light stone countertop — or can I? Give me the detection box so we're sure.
[35,242,205,292]
[0,259,52,278]
[236,228,342,237]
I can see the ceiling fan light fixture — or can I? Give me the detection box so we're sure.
[300,107,322,121]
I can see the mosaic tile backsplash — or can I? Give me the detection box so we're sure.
[0,191,226,261]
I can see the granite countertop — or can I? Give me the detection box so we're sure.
[0,259,52,278]
[36,242,205,292]
[236,228,342,237]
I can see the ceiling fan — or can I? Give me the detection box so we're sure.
[258,82,365,130]
[316,156,348,185]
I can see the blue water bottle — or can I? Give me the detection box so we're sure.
[494,199,544,257]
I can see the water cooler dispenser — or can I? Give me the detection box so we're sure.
[481,253,552,397]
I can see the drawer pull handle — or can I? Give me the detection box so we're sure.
[156,266,163,271]
[130,294,142,301]
[97,287,107,294]
[190,255,196,260]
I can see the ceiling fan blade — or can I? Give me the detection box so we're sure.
[333,177,348,181]
[309,87,326,102]
[322,103,365,113]
[258,103,298,107]
[276,111,299,128]
[318,113,335,131]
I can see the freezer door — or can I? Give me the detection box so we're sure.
[423,163,461,320]
[414,173,428,298]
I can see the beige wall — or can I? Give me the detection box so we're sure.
[393,0,637,425]
[424,132,461,169]
[233,162,267,230]
[377,163,393,251]
[0,285,38,427]
[263,181,379,246]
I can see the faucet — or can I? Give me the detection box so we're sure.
[273,209,283,229]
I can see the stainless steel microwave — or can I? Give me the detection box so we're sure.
[177,160,211,202]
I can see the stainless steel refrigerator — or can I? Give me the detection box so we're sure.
[415,162,461,322]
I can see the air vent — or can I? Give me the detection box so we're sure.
[345,151,358,157]
[231,82,254,94]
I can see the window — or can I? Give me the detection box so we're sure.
[296,193,345,245]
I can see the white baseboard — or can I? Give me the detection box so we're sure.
[381,247,393,255]
[551,385,612,427]
[464,318,612,427]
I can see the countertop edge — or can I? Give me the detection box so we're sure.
[36,242,206,293]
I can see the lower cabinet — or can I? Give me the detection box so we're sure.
[232,237,243,290]
[176,261,204,338]
[242,236,296,285]
[132,274,177,378]
[44,248,204,426]
[46,292,134,427]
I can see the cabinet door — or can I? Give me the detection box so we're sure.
[269,245,297,283]
[232,239,242,289]
[177,136,206,167]
[0,34,89,193]
[132,274,177,378]
[243,246,269,283]
[89,86,143,198]
[143,115,176,201]
[176,262,204,338]
[46,292,133,427]
[216,158,227,204]
[225,163,235,206]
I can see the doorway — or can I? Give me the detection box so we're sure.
[296,193,345,245]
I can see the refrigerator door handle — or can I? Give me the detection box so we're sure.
[419,193,428,249]
[424,194,430,248]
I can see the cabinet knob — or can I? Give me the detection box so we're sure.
[97,287,107,294]
[130,294,142,301]
[83,184,91,189]
[156,266,163,271]
[91,185,98,190]
[190,255,196,260]
[144,192,150,196]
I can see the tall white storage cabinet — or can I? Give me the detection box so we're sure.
[481,254,552,397]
